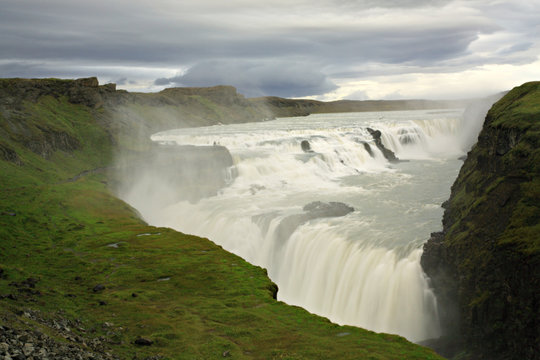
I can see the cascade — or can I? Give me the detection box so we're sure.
[119,108,480,342]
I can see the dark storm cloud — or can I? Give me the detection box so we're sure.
[1,0,539,97]
[0,1,486,66]
[156,60,338,97]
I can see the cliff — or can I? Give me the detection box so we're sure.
[0,78,443,359]
[421,82,540,359]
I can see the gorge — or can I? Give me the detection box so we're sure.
[0,78,538,360]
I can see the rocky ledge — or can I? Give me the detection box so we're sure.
[421,82,540,360]
[0,308,165,360]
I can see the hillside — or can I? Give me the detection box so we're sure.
[248,97,470,118]
[421,82,540,359]
[0,78,443,359]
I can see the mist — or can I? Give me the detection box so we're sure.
[115,143,235,222]
[459,92,506,152]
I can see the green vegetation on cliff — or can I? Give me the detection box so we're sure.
[422,82,540,360]
[0,78,443,359]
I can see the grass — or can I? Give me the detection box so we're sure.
[0,90,443,359]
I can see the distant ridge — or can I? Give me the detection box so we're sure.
[1,77,473,134]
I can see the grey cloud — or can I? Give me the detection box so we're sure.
[332,0,451,9]
[0,62,48,78]
[1,0,539,97]
[0,61,154,89]
[154,78,172,86]
[498,42,533,55]
[113,77,128,85]
[0,61,100,80]
[0,0,497,67]
[345,89,370,100]
[158,61,338,98]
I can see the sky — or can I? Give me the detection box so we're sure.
[1,0,539,100]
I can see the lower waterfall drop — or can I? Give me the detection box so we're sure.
[120,109,472,342]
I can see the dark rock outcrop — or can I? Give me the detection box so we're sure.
[0,143,21,164]
[0,77,113,109]
[24,129,81,158]
[421,82,540,360]
[366,127,399,162]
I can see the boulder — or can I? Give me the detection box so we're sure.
[300,140,314,153]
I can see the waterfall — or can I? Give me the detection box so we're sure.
[120,108,471,342]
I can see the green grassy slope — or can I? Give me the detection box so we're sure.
[0,81,443,359]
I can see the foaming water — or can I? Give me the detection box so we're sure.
[123,109,472,342]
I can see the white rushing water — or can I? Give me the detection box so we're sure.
[123,109,473,342]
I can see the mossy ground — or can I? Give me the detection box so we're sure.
[0,92,443,359]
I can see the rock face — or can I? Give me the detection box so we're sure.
[421,82,540,360]
[0,77,113,108]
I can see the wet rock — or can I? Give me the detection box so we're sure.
[275,201,354,242]
[249,184,266,195]
[303,201,354,218]
[366,127,399,162]
[300,140,314,153]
